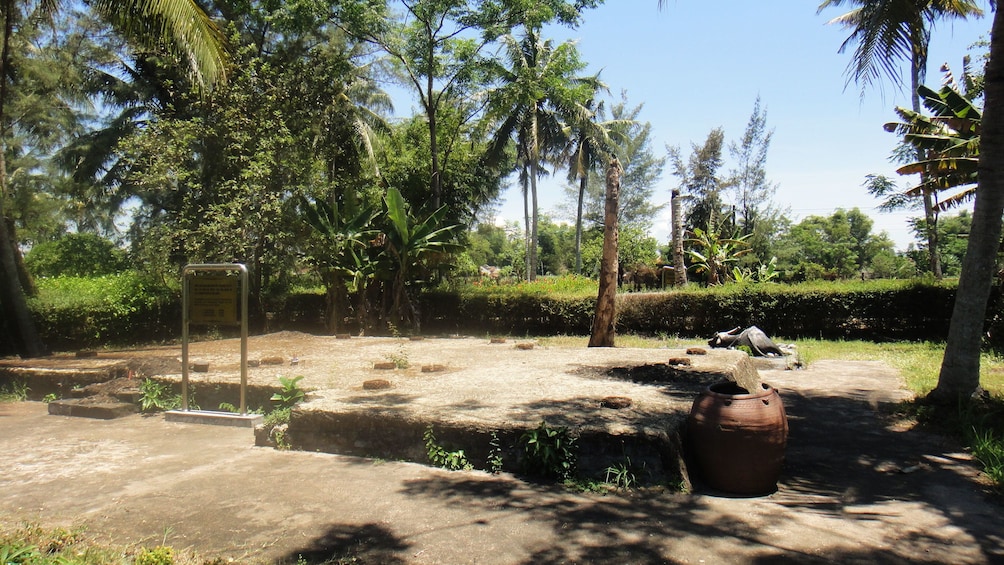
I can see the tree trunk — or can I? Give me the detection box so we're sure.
[930,7,1004,404]
[912,45,943,279]
[5,217,35,296]
[589,158,621,348]
[575,175,586,274]
[323,273,350,334]
[0,196,44,358]
[922,187,942,278]
[671,189,688,286]
[529,162,539,282]
[0,0,43,357]
[522,176,531,281]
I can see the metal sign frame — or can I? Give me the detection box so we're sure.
[182,263,249,414]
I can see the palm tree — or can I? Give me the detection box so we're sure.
[818,0,984,279]
[933,5,1004,404]
[0,0,229,356]
[484,29,599,280]
[565,96,631,274]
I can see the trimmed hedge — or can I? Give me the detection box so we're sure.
[28,273,179,350]
[20,276,1004,350]
[422,280,987,344]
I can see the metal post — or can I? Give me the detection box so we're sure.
[181,272,190,411]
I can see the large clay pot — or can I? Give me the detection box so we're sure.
[687,381,788,495]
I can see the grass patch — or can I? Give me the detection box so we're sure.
[0,522,214,565]
[793,339,1004,396]
[0,380,29,403]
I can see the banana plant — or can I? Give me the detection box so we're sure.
[884,83,981,211]
[686,225,752,286]
[301,196,380,333]
[375,187,463,331]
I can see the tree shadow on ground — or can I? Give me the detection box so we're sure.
[275,522,410,564]
[390,384,1004,564]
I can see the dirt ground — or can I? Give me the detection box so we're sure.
[1,335,1003,563]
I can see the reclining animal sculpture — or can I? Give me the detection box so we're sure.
[708,326,784,357]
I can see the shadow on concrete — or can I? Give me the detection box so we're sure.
[276,522,410,564]
[384,383,1004,564]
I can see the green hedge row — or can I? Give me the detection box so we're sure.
[19,276,1004,351]
[421,281,999,344]
[27,273,179,350]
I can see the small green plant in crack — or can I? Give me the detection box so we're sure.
[383,323,410,369]
[424,426,473,471]
[487,431,504,474]
[270,375,305,409]
[520,421,577,481]
[138,378,182,412]
[42,393,58,403]
[604,457,641,490]
[264,406,292,450]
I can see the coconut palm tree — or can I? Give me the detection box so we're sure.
[565,96,633,274]
[817,0,984,279]
[484,28,599,280]
[0,0,229,356]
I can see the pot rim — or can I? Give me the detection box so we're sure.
[704,381,776,399]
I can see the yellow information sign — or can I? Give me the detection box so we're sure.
[189,275,238,325]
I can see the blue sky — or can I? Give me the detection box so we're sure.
[485,1,992,251]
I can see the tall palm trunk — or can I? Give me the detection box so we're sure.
[912,31,942,279]
[529,161,539,281]
[522,174,531,281]
[588,158,621,348]
[574,175,586,274]
[671,189,688,286]
[931,7,1004,403]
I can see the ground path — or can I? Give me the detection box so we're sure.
[1,358,1002,563]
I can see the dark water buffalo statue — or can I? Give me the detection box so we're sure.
[708,326,784,357]
[622,263,660,291]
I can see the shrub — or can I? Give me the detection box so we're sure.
[422,277,967,342]
[25,233,129,277]
[520,421,577,480]
[28,272,176,348]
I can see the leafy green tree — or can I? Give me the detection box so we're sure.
[458,221,523,276]
[685,225,751,286]
[25,233,129,277]
[564,97,626,274]
[726,96,785,263]
[344,0,601,210]
[379,108,504,226]
[774,208,896,279]
[886,83,981,211]
[907,210,972,277]
[0,0,228,357]
[375,187,462,332]
[669,127,727,236]
[569,95,665,232]
[301,196,380,333]
[536,216,576,275]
